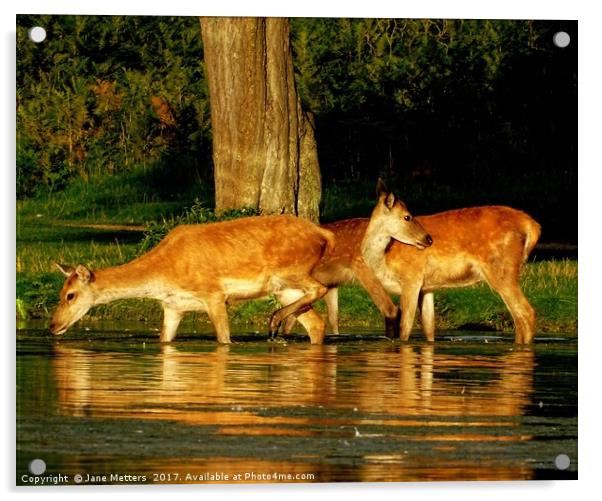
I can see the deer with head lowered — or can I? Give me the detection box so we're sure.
[50,215,335,344]
[290,180,541,344]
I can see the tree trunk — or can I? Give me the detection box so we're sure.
[200,17,321,221]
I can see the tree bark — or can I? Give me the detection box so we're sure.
[200,17,321,221]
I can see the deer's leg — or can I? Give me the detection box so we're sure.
[324,287,340,335]
[296,308,325,345]
[385,309,402,339]
[160,306,184,343]
[269,279,328,339]
[400,283,421,342]
[283,312,325,341]
[492,283,535,344]
[353,262,399,338]
[206,297,231,344]
[282,314,297,335]
[502,289,535,344]
[482,264,536,344]
[276,289,326,344]
[419,291,436,342]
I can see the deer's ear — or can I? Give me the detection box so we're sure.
[54,263,74,277]
[376,178,389,198]
[384,192,396,210]
[75,264,93,284]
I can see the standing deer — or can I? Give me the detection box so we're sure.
[299,181,541,344]
[50,215,335,344]
[298,180,434,338]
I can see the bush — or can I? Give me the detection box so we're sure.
[17,15,212,196]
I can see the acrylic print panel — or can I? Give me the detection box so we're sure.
[16,15,577,485]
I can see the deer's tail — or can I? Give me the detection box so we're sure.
[522,214,542,263]
[319,227,336,256]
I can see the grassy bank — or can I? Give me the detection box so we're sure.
[16,217,577,336]
[18,168,577,244]
[17,166,206,225]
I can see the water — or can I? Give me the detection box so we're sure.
[16,326,577,484]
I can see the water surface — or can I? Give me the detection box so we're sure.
[16,326,577,484]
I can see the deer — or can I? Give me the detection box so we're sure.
[49,215,336,344]
[290,180,434,338]
[290,180,541,344]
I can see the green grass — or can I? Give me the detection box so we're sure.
[17,165,208,225]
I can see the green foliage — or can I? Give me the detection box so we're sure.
[17,16,575,243]
[17,15,211,197]
[137,200,260,255]
[290,18,575,218]
[291,19,538,115]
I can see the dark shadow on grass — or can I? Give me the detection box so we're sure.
[456,322,497,332]
[17,224,144,244]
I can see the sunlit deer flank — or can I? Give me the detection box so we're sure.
[50,215,335,344]
[295,179,433,337]
[308,182,541,343]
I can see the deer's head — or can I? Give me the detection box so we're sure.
[371,179,433,249]
[49,263,96,335]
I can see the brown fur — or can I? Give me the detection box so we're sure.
[50,215,334,344]
[286,187,432,338]
[315,206,541,344]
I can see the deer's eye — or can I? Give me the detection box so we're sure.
[66,293,75,301]
[404,215,412,221]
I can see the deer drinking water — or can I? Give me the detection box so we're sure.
[50,215,335,344]
[301,181,541,344]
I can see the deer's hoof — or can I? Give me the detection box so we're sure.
[384,317,399,339]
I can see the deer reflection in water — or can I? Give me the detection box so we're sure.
[50,342,536,481]
[52,343,534,422]
[352,345,535,419]
[52,344,340,422]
